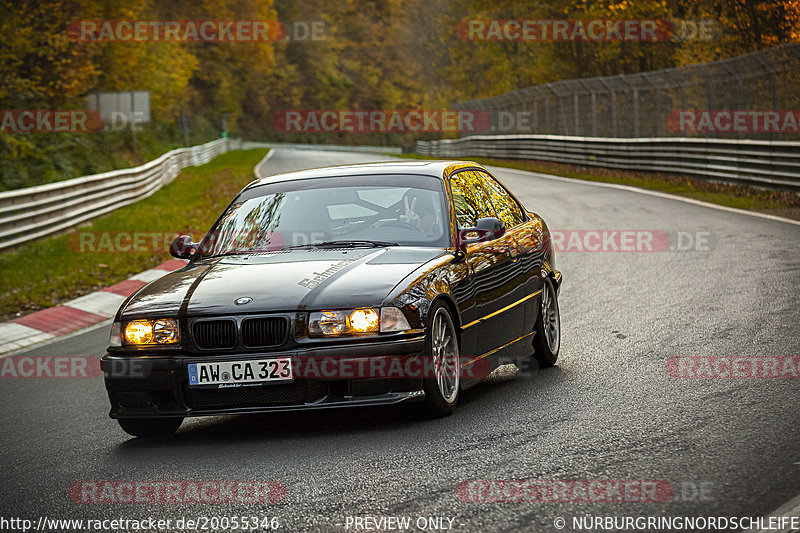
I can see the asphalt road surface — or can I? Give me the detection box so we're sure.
[1,147,798,532]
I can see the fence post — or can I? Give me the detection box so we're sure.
[656,89,662,137]
[574,92,580,136]
[544,95,551,135]
[611,91,618,137]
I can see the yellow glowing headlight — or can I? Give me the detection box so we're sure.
[348,308,379,333]
[123,319,180,345]
[124,320,153,345]
[309,308,382,336]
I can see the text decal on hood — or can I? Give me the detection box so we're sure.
[298,260,355,289]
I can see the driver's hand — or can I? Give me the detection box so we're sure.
[399,197,421,228]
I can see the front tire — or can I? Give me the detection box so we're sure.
[117,417,183,438]
[420,304,460,418]
[532,277,560,367]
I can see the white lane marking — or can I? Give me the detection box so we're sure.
[0,319,112,358]
[128,269,166,283]
[65,292,126,318]
[741,491,800,532]
[254,148,277,179]
[493,166,800,227]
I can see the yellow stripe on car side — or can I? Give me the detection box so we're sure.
[460,330,537,367]
[460,289,542,330]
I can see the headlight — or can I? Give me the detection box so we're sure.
[309,307,407,336]
[123,319,180,345]
[349,308,379,332]
[153,319,180,343]
[310,310,347,336]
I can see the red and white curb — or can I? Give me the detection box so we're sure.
[0,259,187,355]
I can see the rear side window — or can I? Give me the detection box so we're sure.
[449,171,496,228]
[477,171,525,228]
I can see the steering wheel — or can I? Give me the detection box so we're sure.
[377,219,420,231]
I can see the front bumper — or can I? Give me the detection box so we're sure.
[102,335,426,419]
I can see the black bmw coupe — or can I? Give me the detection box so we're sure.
[102,160,562,437]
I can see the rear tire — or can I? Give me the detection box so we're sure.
[117,417,183,438]
[420,304,460,418]
[532,277,560,367]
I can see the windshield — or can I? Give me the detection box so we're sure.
[198,174,450,256]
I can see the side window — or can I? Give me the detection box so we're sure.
[478,171,525,228]
[449,171,496,228]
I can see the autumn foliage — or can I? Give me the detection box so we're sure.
[1,0,797,188]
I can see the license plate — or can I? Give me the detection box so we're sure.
[188,358,293,387]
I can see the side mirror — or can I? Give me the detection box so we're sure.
[169,235,198,259]
[457,217,505,253]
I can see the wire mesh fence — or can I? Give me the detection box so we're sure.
[453,43,800,140]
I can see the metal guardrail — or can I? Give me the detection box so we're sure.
[411,135,800,191]
[0,138,241,251]
[241,141,402,154]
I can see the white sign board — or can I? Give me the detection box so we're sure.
[87,91,151,125]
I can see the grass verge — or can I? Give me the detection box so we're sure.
[0,148,267,321]
[393,153,800,220]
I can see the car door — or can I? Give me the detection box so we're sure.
[477,169,546,345]
[448,170,520,360]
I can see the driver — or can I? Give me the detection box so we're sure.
[399,192,437,236]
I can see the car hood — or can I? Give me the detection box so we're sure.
[118,247,447,319]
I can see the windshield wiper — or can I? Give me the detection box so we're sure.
[286,240,400,249]
[211,249,280,257]
[211,240,400,254]
[214,250,256,257]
